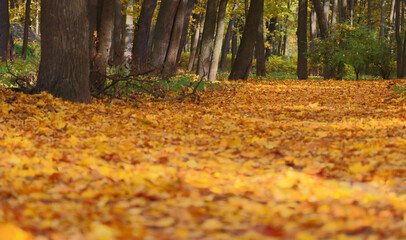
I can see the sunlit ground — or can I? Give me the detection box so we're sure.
[1,79,406,239]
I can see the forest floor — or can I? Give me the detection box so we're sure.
[1,79,406,240]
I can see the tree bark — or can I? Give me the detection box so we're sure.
[229,0,264,80]
[111,0,124,66]
[22,0,32,60]
[395,0,403,77]
[255,5,266,76]
[331,0,338,25]
[324,0,330,30]
[208,0,229,82]
[162,0,188,76]
[132,0,158,73]
[0,0,10,61]
[176,0,196,67]
[187,14,203,71]
[313,0,329,38]
[231,28,238,63]
[37,0,91,103]
[298,0,308,80]
[367,0,371,28]
[148,0,180,73]
[220,7,237,72]
[197,0,219,77]
[380,0,386,38]
[89,0,116,94]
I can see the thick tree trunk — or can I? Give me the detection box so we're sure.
[148,0,180,73]
[0,0,10,61]
[162,0,188,76]
[255,5,266,76]
[111,0,124,66]
[22,0,32,60]
[90,0,116,94]
[132,0,158,73]
[298,0,308,80]
[229,0,264,80]
[197,0,219,77]
[208,0,229,82]
[37,0,91,103]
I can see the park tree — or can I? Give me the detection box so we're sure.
[197,0,219,77]
[208,0,229,82]
[132,0,158,74]
[297,0,308,79]
[0,0,10,61]
[162,0,189,76]
[229,0,264,80]
[89,0,116,95]
[22,0,31,60]
[36,0,91,103]
[148,0,181,74]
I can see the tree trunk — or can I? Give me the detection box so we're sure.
[125,0,134,57]
[37,0,91,103]
[231,28,238,63]
[340,0,347,22]
[265,17,277,59]
[298,0,308,80]
[187,14,202,71]
[255,5,266,76]
[208,0,229,82]
[324,0,330,30]
[197,0,219,77]
[89,0,116,94]
[132,0,158,73]
[331,0,337,25]
[22,0,32,60]
[162,0,188,76]
[380,0,386,38]
[367,0,371,28]
[148,0,180,73]
[0,0,10,61]
[390,0,396,23]
[111,0,124,66]
[229,0,264,80]
[176,0,196,67]
[220,8,237,72]
[395,0,403,77]
[313,0,329,38]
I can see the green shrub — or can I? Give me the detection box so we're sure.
[308,23,395,80]
[265,55,296,75]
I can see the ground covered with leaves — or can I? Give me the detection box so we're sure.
[1,80,406,240]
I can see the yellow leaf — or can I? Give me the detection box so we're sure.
[86,222,116,240]
[151,217,175,227]
[201,218,222,231]
[0,223,34,240]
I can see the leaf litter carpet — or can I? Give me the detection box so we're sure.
[1,80,406,240]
